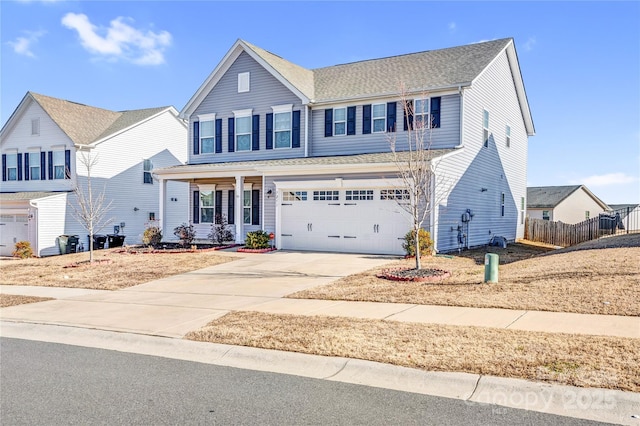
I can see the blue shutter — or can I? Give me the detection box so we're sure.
[215,119,222,153]
[252,114,260,151]
[228,190,235,225]
[266,113,273,150]
[40,152,46,180]
[386,102,396,132]
[24,153,30,181]
[403,100,413,131]
[347,106,356,135]
[1,154,6,181]
[228,117,235,153]
[215,190,223,223]
[430,97,441,128]
[193,121,200,155]
[251,189,259,225]
[193,191,200,224]
[324,109,333,137]
[17,153,23,181]
[65,150,71,179]
[292,110,301,148]
[48,151,53,180]
[362,105,371,134]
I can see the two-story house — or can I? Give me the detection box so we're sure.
[0,92,188,256]
[155,38,534,255]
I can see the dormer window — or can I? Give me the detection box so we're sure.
[272,104,293,149]
[238,72,250,93]
[233,109,252,151]
[198,113,216,154]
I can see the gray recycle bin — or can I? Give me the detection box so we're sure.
[57,235,79,254]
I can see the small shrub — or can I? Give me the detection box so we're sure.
[173,223,196,247]
[13,241,34,259]
[244,230,270,249]
[208,214,233,245]
[402,228,433,257]
[142,226,163,248]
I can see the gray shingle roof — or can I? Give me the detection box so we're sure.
[0,191,66,201]
[29,92,171,146]
[527,185,582,208]
[242,38,512,103]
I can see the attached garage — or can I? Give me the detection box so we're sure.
[0,214,29,256]
[277,184,413,255]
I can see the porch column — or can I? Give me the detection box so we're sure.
[235,175,244,243]
[159,177,166,238]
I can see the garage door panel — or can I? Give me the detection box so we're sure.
[0,214,29,257]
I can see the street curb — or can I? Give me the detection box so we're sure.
[2,321,638,424]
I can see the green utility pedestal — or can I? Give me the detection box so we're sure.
[484,253,499,283]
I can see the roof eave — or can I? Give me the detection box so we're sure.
[310,83,471,106]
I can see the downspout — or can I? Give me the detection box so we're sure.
[455,86,464,148]
[261,173,266,231]
[28,199,39,256]
[304,105,310,157]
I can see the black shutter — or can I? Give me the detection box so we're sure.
[48,151,53,180]
[431,97,441,128]
[193,191,200,224]
[1,154,6,181]
[228,190,235,225]
[215,190,223,223]
[24,153,30,181]
[347,106,356,135]
[251,189,259,225]
[292,110,301,148]
[403,100,413,131]
[65,150,71,179]
[193,121,200,155]
[17,153,23,181]
[362,105,371,134]
[324,109,333,137]
[266,113,273,149]
[40,152,46,180]
[215,119,222,153]
[252,114,260,151]
[228,117,235,153]
[387,102,396,132]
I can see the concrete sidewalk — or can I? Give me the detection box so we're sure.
[1,250,639,338]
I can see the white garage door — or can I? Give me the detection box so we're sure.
[0,214,29,257]
[280,188,413,255]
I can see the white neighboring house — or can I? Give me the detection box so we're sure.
[0,92,188,257]
[527,185,609,224]
[608,203,640,232]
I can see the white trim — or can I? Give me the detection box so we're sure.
[197,184,217,192]
[371,103,386,133]
[333,107,347,136]
[197,113,216,121]
[271,104,293,114]
[274,178,405,191]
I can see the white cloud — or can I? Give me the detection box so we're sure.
[448,22,456,32]
[61,13,171,65]
[7,30,46,58]
[523,36,536,52]
[570,173,638,187]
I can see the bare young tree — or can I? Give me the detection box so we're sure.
[388,88,450,270]
[69,150,113,262]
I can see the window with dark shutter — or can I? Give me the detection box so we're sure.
[251,189,259,225]
[193,191,200,224]
[252,115,260,151]
[362,105,371,134]
[1,154,6,181]
[65,150,71,179]
[292,110,300,148]
[215,119,223,153]
[265,114,273,149]
[40,152,46,180]
[228,117,235,152]
[25,153,30,181]
[324,109,333,137]
[17,153,23,181]
[386,102,396,132]
[431,97,441,128]
[193,121,200,155]
[48,151,53,180]
[228,190,235,224]
[347,106,356,135]
[215,190,223,223]
[403,100,413,131]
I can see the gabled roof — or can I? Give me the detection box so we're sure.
[182,38,534,135]
[1,92,180,147]
[609,204,639,211]
[527,185,609,210]
[0,191,64,201]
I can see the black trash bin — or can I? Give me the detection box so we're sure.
[57,235,79,254]
[107,234,126,248]
[88,234,107,250]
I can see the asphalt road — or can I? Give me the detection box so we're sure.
[1,338,608,425]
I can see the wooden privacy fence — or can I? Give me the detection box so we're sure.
[524,217,600,247]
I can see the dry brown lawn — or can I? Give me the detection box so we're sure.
[290,235,640,316]
[186,311,640,392]
[0,249,235,290]
[0,294,53,308]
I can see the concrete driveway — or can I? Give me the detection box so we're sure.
[0,251,395,337]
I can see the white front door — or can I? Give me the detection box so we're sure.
[0,214,29,256]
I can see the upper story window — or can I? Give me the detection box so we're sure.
[414,99,429,129]
[333,108,346,136]
[199,114,216,154]
[272,104,293,149]
[542,210,550,221]
[483,109,490,148]
[238,72,250,93]
[31,118,40,136]
[372,103,386,133]
[585,211,590,220]
[143,159,153,184]
[29,151,41,181]
[233,109,252,152]
[505,124,511,148]
[501,192,505,217]
[53,150,66,179]
[6,153,17,181]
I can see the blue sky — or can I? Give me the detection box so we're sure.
[2,0,639,204]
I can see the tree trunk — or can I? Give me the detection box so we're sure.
[414,226,421,270]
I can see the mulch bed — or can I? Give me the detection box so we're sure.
[114,243,237,254]
[378,267,451,283]
[63,259,113,268]
[237,247,277,253]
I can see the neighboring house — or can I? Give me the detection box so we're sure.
[155,38,535,255]
[0,92,188,257]
[608,203,640,232]
[527,185,609,224]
